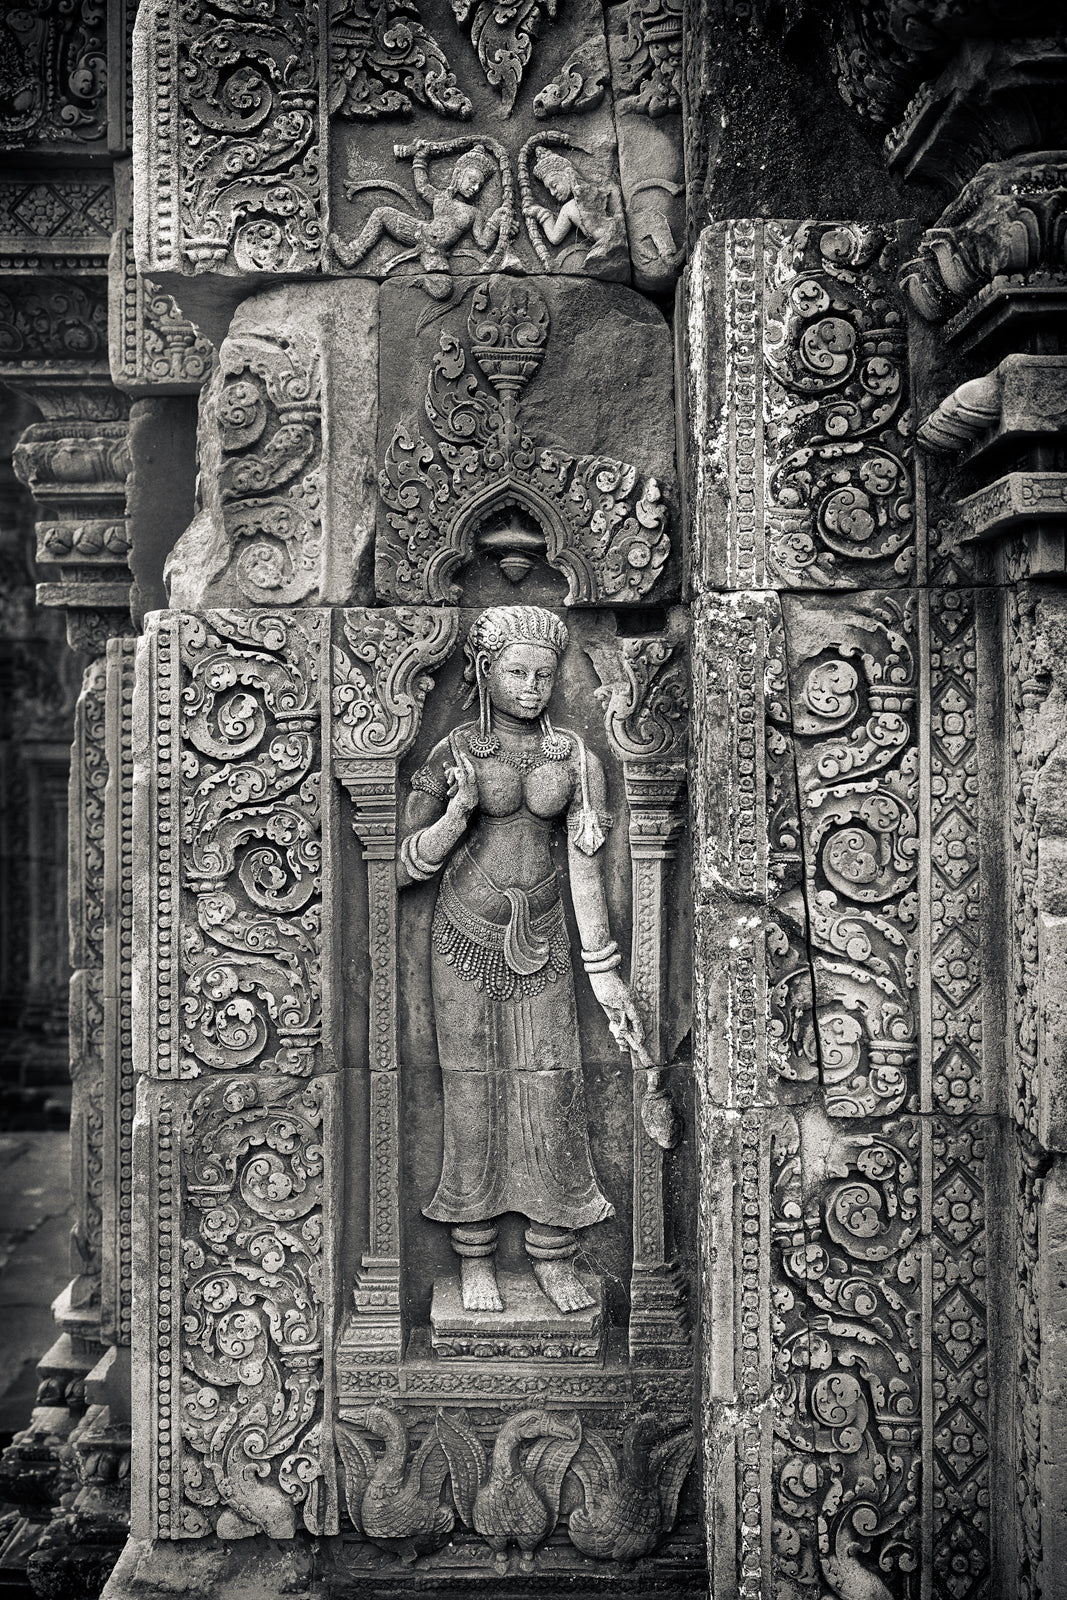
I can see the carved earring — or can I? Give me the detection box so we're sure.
[539,710,570,762]
[468,662,499,759]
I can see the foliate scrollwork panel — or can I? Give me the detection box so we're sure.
[781,592,920,1119]
[689,221,915,594]
[770,1110,922,1594]
[142,610,327,1081]
[136,0,322,276]
[144,1074,334,1540]
[0,0,108,148]
[764,223,914,589]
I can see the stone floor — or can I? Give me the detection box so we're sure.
[0,1134,72,1436]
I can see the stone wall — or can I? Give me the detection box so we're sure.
[0,2,1062,1597]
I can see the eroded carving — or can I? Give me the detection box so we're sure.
[519,133,627,277]
[180,1075,327,1538]
[176,611,323,1080]
[614,0,682,118]
[378,275,669,604]
[533,37,609,117]
[328,0,471,121]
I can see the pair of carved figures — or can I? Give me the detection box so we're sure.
[398,605,642,1314]
[331,137,626,292]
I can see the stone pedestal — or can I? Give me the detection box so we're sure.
[430,1272,604,1362]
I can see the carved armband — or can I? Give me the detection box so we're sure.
[411,765,447,801]
[400,831,442,883]
[568,807,613,856]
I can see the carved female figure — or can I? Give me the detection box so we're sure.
[398,605,643,1314]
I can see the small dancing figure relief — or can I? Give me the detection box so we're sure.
[398,606,645,1315]
[519,136,628,276]
[330,138,518,297]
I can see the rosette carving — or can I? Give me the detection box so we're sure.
[180,1075,327,1538]
[378,276,670,605]
[178,612,323,1079]
[763,222,914,587]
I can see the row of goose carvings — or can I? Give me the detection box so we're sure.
[336,1404,695,1567]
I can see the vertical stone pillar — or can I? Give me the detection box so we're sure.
[685,215,1003,1596]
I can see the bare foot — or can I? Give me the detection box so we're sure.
[461,1255,503,1313]
[533,1259,595,1313]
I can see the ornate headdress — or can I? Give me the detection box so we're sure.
[532,148,574,185]
[456,143,495,182]
[464,605,570,761]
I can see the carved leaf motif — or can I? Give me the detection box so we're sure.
[532,36,608,118]
[332,607,459,760]
[450,0,557,114]
[328,0,472,120]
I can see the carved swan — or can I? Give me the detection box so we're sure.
[436,1407,581,1572]
[336,1405,453,1562]
[566,1418,695,1563]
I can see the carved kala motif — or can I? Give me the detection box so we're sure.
[210,324,324,604]
[178,612,323,1079]
[771,1112,921,1593]
[615,0,682,117]
[782,595,919,1117]
[180,1075,326,1538]
[764,222,914,586]
[378,276,669,604]
[328,0,471,120]
[0,0,107,146]
[175,0,321,272]
[450,0,555,115]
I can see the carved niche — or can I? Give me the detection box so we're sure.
[375,273,676,606]
[131,603,701,1579]
[329,602,699,1582]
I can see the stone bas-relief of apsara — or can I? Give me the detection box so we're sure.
[397,605,642,1315]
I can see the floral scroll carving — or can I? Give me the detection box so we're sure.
[328,0,471,122]
[177,611,323,1080]
[771,1112,921,1594]
[764,222,914,587]
[0,0,108,147]
[144,0,322,274]
[377,275,669,605]
[779,595,919,1118]
[180,1075,327,1538]
[207,325,324,605]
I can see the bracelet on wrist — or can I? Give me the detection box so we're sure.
[583,951,622,974]
[581,939,618,964]
[400,832,440,883]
